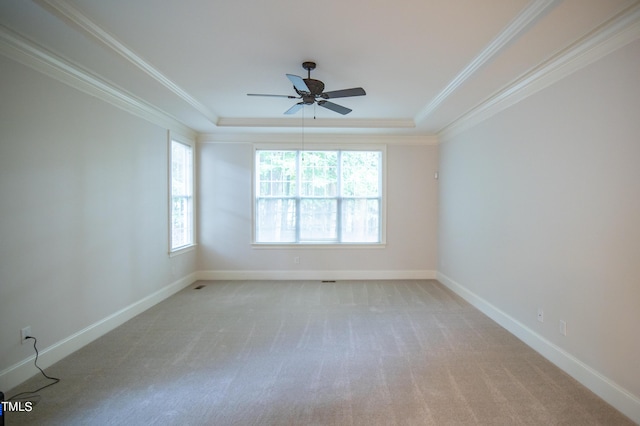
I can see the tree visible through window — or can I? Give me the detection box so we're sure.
[255,149,382,244]
[170,140,194,251]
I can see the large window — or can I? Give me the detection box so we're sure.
[255,149,383,244]
[170,139,194,252]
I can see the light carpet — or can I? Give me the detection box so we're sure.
[6,280,634,425]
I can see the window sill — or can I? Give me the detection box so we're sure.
[252,243,386,250]
[169,244,197,257]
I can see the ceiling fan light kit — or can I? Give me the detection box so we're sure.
[248,61,366,115]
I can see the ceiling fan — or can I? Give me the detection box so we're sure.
[247,61,366,115]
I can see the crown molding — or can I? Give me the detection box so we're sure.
[0,24,197,139]
[198,132,438,146]
[414,0,561,123]
[33,0,219,127]
[439,2,640,142]
[216,117,415,129]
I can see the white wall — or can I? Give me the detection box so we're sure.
[438,39,640,419]
[197,139,438,279]
[0,57,197,390]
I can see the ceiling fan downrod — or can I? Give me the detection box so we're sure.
[302,61,316,79]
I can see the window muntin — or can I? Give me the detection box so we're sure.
[170,139,194,251]
[255,149,382,244]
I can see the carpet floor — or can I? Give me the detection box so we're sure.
[5,279,634,425]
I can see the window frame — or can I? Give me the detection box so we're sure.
[252,143,387,248]
[168,133,196,255]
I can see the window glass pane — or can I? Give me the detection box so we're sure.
[257,150,297,196]
[342,151,380,197]
[300,198,337,241]
[301,151,338,197]
[172,143,192,197]
[342,198,380,242]
[256,198,296,243]
[172,196,192,248]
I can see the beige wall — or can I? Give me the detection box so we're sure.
[197,140,439,279]
[438,39,640,413]
[0,56,197,389]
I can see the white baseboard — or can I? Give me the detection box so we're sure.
[0,272,198,392]
[196,269,437,281]
[436,272,640,424]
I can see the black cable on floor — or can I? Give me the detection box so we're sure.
[8,336,60,404]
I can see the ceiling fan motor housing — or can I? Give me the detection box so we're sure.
[296,79,325,98]
[297,61,324,99]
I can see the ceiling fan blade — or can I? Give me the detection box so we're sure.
[247,93,297,98]
[284,103,304,115]
[286,74,310,93]
[317,100,352,115]
[321,87,366,99]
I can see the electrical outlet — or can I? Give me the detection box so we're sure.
[559,320,567,336]
[537,308,544,323]
[294,256,300,264]
[21,326,31,344]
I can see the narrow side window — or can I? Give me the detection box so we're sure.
[170,139,194,252]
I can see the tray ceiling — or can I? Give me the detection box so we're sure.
[1,0,638,135]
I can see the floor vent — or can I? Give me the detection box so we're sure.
[321,280,336,283]
[194,285,206,290]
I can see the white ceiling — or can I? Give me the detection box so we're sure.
[1,0,638,136]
